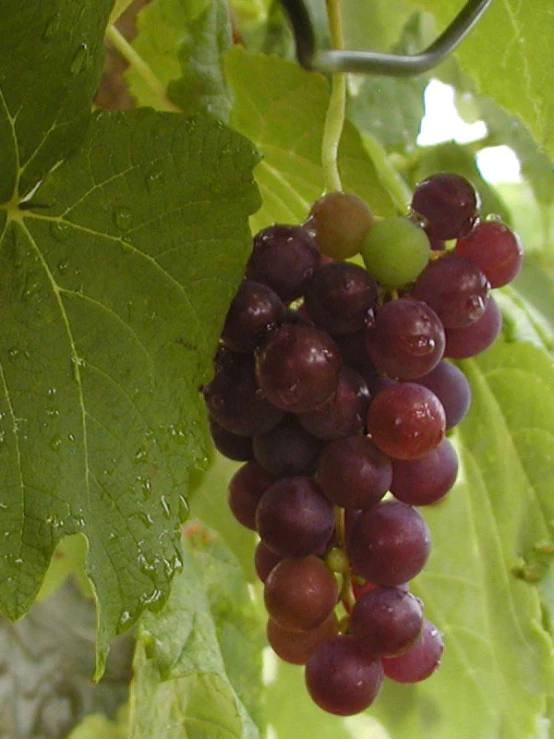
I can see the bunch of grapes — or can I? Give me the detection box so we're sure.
[203,173,523,716]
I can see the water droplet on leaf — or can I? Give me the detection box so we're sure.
[71,43,89,75]
[113,206,133,232]
[50,221,71,242]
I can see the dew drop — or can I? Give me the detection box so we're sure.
[47,387,57,400]
[50,220,72,242]
[68,433,76,442]
[42,13,61,41]
[0,503,8,511]
[178,494,189,522]
[485,213,504,223]
[138,509,154,528]
[8,348,19,360]
[57,260,69,274]
[145,164,165,192]
[141,478,153,500]
[160,495,171,518]
[134,446,148,463]
[50,434,62,451]
[113,206,133,232]
[118,610,133,631]
[46,408,59,418]
[71,43,89,75]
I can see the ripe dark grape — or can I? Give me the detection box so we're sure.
[204,353,284,436]
[298,367,369,440]
[347,500,431,586]
[316,435,392,509]
[454,219,523,287]
[303,262,378,335]
[264,556,338,631]
[227,461,276,530]
[411,172,479,239]
[350,587,423,656]
[254,541,283,582]
[255,323,341,413]
[333,329,378,380]
[412,254,490,328]
[304,191,375,260]
[255,476,335,557]
[253,415,323,477]
[367,382,446,460]
[220,280,285,352]
[412,360,471,429]
[305,634,383,716]
[361,216,430,287]
[391,438,459,506]
[365,297,445,379]
[267,612,339,665]
[382,618,444,683]
[444,295,502,359]
[247,224,321,302]
[208,417,253,461]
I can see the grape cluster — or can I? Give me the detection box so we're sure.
[203,173,523,716]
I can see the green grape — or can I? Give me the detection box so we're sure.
[361,216,430,287]
[304,192,375,260]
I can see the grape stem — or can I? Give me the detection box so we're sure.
[334,506,356,613]
[105,25,181,113]
[321,0,345,194]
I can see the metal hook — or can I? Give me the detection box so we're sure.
[278,0,493,76]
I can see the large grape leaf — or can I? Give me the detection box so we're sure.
[223,47,404,231]
[129,525,264,738]
[411,0,554,160]
[0,0,113,203]
[125,0,232,119]
[0,100,260,674]
[372,338,554,738]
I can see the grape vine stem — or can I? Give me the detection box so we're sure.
[105,25,181,113]
[321,0,345,194]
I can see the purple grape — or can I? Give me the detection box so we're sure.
[382,618,444,682]
[247,224,321,302]
[365,297,445,379]
[208,417,253,461]
[305,634,383,716]
[444,295,502,359]
[256,476,335,557]
[412,254,490,328]
[455,219,523,287]
[333,329,378,380]
[316,435,391,510]
[253,415,323,477]
[303,262,378,335]
[227,461,276,530]
[350,587,423,656]
[347,500,431,586]
[391,437,459,506]
[255,323,341,413]
[220,280,286,352]
[264,556,338,631]
[203,352,284,436]
[411,172,479,240]
[254,541,283,582]
[367,383,446,460]
[412,360,471,429]
[267,612,339,665]
[298,367,369,440]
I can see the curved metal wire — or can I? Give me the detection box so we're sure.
[279,0,493,76]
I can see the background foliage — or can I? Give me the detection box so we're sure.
[0,0,553,737]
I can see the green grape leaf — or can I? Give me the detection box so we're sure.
[224,47,402,231]
[373,337,554,739]
[347,11,430,153]
[0,108,260,675]
[411,0,554,160]
[129,525,264,739]
[0,0,112,203]
[67,708,129,739]
[340,0,417,53]
[477,97,554,206]
[126,0,232,119]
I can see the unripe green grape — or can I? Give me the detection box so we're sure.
[304,192,375,260]
[361,216,430,287]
